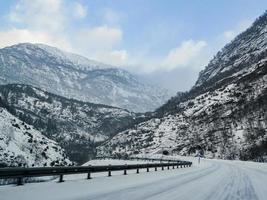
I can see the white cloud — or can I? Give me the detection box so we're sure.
[120,40,210,74]
[0,0,72,51]
[125,19,253,74]
[76,26,122,51]
[73,26,127,66]
[163,40,208,70]
[73,2,87,19]
[0,28,72,50]
[9,0,65,32]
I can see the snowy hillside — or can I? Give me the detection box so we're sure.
[98,12,267,161]
[0,43,171,112]
[0,107,71,167]
[0,84,149,164]
[195,12,267,88]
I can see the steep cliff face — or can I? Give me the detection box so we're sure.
[0,84,148,164]
[195,12,267,88]
[0,107,72,167]
[97,12,267,161]
[0,43,171,112]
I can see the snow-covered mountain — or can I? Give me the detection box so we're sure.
[0,43,171,112]
[196,13,267,88]
[0,107,72,167]
[0,84,149,164]
[97,12,267,161]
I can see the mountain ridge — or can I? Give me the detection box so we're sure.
[0,43,171,112]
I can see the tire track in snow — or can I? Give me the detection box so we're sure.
[85,160,264,200]
[141,161,227,200]
[86,162,220,200]
[204,162,258,200]
[235,163,267,200]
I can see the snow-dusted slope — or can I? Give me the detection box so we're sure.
[0,107,71,167]
[0,43,171,112]
[0,84,148,164]
[34,44,113,71]
[195,12,267,88]
[98,12,267,161]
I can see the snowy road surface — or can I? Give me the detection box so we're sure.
[1,157,267,200]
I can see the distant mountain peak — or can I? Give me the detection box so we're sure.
[3,42,113,71]
[0,43,171,112]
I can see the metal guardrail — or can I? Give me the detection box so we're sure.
[95,156,182,163]
[0,160,192,186]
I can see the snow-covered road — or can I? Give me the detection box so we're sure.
[1,158,267,200]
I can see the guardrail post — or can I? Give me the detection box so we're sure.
[155,166,157,171]
[59,174,64,183]
[87,172,91,179]
[172,165,175,169]
[108,164,111,177]
[124,164,127,175]
[87,165,92,179]
[167,165,169,170]
[162,166,164,170]
[17,177,23,186]
[136,168,139,174]
[147,167,149,172]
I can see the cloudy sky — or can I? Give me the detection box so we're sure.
[0,0,266,92]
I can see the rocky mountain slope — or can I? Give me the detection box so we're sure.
[97,12,267,161]
[0,107,72,167]
[0,43,171,112]
[195,13,267,88]
[0,84,149,164]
